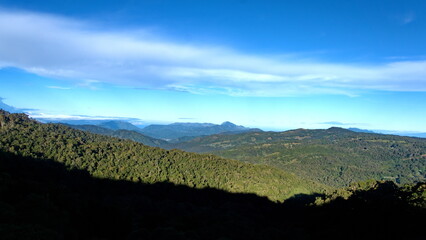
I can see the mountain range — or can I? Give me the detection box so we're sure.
[63,120,261,142]
[63,124,169,148]
[170,127,426,187]
[138,121,261,140]
[347,127,376,133]
[0,110,425,239]
[3,107,425,189]
[0,110,326,202]
[98,120,145,132]
[2,99,426,139]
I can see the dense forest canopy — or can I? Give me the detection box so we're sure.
[65,119,426,188]
[0,110,425,239]
[0,110,326,201]
[172,127,426,187]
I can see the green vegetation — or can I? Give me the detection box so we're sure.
[172,127,426,187]
[0,110,425,239]
[0,150,424,239]
[0,110,326,201]
[314,179,426,208]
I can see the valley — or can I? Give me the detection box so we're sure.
[0,110,424,239]
[2,1,426,238]
[171,128,426,187]
[63,118,426,188]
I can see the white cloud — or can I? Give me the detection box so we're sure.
[28,112,141,121]
[1,9,426,96]
[29,112,103,120]
[402,12,415,25]
[47,86,71,90]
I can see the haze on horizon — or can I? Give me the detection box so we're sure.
[0,0,425,132]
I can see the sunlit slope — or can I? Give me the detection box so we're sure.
[0,110,328,201]
[172,127,426,187]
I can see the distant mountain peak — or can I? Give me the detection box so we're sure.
[140,121,257,140]
[327,127,352,132]
[170,122,215,127]
[221,121,237,127]
[98,120,142,132]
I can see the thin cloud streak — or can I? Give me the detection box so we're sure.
[318,121,360,126]
[1,10,426,96]
[402,12,415,25]
[47,86,71,90]
[29,112,142,121]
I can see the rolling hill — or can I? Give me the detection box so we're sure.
[0,110,327,201]
[0,110,425,239]
[171,127,426,187]
[98,120,143,132]
[1,149,424,239]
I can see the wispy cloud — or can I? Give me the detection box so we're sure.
[401,12,415,25]
[393,11,416,25]
[1,9,426,97]
[47,86,71,90]
[29,112,141,121]
[385,55,426,61]
[319,121,359,126]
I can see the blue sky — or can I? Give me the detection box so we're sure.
[0,0,425,131]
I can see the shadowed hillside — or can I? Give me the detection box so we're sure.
[0,150,424,240]
[0,110,326,201]
[1,110,425,239]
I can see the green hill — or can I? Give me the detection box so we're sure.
[0,110,327,201]
[0,150,424,239]
[1,110,425,239]
[171,127,426,187]
[98,120,143,132]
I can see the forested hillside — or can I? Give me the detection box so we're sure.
[172,127,426,187]
[0,110,425,239]
[0,110,325,201]
[0,150,424,239]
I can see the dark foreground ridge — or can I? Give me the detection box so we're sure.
[0,150,425,240]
